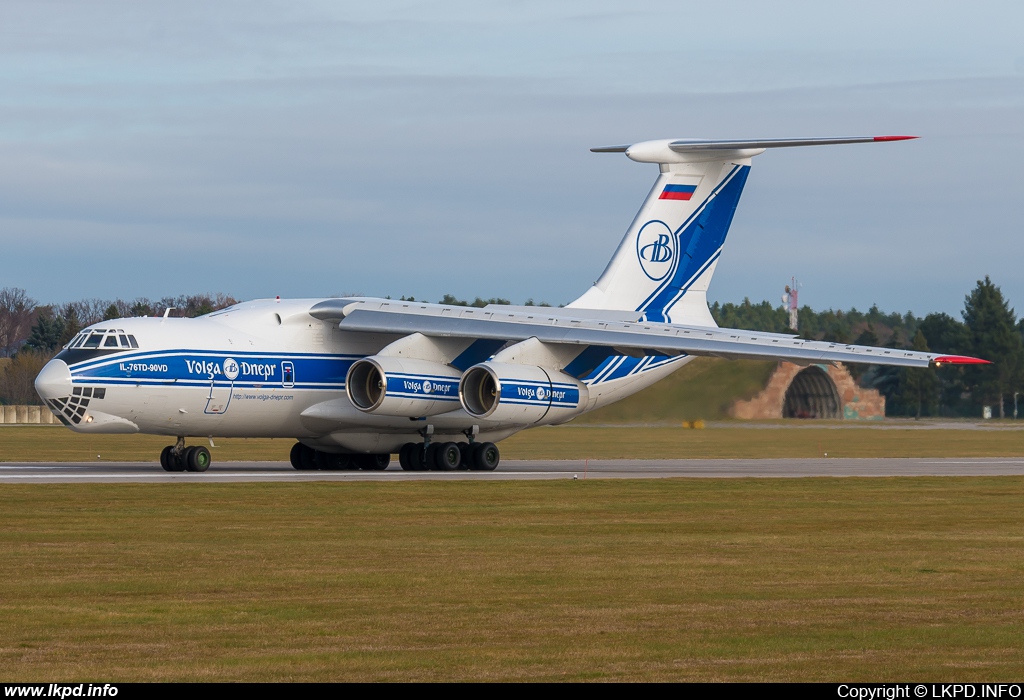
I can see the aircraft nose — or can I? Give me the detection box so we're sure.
[35,359,72,401]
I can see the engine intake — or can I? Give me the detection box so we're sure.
[346,356,463,417]
[459,362,589,425]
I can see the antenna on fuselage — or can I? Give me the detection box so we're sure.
[162,307,175,320]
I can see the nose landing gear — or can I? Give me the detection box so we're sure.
[159,438,211,472]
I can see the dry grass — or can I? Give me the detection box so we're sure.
[0,426,294,462]
[2,478,1024,681]
[572,357,778,423]
[2,424,1024,463]
[501,424,1024,460]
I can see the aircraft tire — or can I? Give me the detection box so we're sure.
[289,443,304,470]
[399,443,415,470]
[471,442,499,471]
[367,453,390,471]
[167,447,187,472]
[425,443,441,471]
[435,442,460,471]
[409,444,426,471]
[314,450,332,470]
[314,451,346,470]
[160,446,175,472]
[186,446,211,472]
[457,443,474,470]
[293,444,317,471]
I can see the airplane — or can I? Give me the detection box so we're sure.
[33,135,987,473]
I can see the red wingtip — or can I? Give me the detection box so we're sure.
[874,135,919,142]
[933,355,991,366]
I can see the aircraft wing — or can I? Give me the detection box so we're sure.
[310,299,985,368]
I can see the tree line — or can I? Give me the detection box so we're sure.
[2,282,1022,418]
[0,292,238,405]
[711,276,1024,418]
[0,291,556,406]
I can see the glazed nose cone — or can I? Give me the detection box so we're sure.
[35,359,72,401]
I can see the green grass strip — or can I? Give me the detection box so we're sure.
[2,478,1023,681]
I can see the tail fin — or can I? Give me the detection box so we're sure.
[568,136,916,325]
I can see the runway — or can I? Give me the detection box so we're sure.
[2,458,1024,482]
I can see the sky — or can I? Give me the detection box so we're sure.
[1,0,1022,317]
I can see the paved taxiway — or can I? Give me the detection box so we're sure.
[1,458,1024,482]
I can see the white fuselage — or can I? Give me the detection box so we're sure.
[36,298,690,454]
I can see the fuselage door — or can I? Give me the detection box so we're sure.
[282,361,295,388]
[205,357,239,415]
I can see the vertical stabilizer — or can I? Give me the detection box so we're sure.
[570,136,916,325]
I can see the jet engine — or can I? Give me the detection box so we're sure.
[346,356,463,417]
[459,362,589,425]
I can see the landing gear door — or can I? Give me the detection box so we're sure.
[282,361,295,388]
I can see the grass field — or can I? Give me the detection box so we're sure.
[2,478,1023,681]
[572,357,777,423]
[2,423,1023,462]
[4,359,1021,682]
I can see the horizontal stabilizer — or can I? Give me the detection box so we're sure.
[668,136,916,152]
[591,135,918,163]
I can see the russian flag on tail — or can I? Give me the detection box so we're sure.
[659,184,697,201]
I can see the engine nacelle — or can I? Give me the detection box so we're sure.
[459,362,589,426]
[346,356,462,417]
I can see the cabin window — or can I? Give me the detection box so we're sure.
[103,335,119,348]
[128,335,139,348]
[83,334,102,348]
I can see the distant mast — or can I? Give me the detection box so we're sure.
[782,277,799,331]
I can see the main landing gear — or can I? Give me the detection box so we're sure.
[397,441,499,471]
[289,443,390,471]
[287,440,499,473]
[159,437,211,473]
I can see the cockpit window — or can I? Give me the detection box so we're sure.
[62,329,140,354]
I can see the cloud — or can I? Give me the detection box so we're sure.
[0,2,1021,316]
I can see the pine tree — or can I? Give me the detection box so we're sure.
[24,308,65,353]
[57,304,82,346]
[853,324,880,347]
[962,277,1024,418]
[918,312,969,416]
